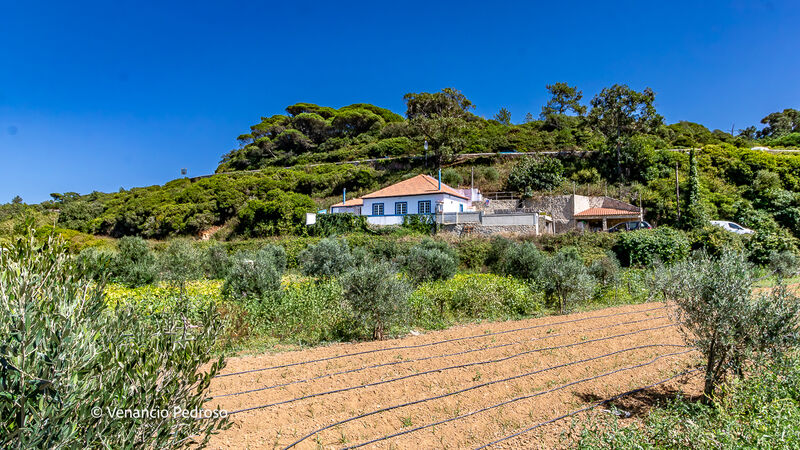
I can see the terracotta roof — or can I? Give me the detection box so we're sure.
[331,198,364,208]
[574,207,640,217]
[361,174,469,200]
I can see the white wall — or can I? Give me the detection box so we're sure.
[361,193,471,217]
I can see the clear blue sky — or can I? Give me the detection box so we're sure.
[1,0,798,203]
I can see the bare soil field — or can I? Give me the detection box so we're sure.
[207,303,702,449]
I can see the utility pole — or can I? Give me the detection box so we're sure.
[675,162,681,221]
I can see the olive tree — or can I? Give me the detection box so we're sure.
[340,261,410,340]
[403,239,458,285]
[663,250,800,403]
[0,232,227,448]
[299,238,355,278]
[540,248,596,314]
[222,245,286,300]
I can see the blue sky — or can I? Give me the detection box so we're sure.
[1,0,798,203]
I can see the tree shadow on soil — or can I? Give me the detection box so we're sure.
[573,384,703,418]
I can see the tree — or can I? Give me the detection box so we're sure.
[541,82,586,118]
[524,112,535,123]
[113,236,158,287]
[505,157,565,196]
[759,108,800,137]
[404,88,475,167]
[494,108,512,125]
[158,240,203,292]
[340,261,410,340]
[540,248,596,314]
[222,246,286,300]
[237,189,315,237]
[663,250,800,403]
[11,195,22,204]
[588,84,663,179]
[403,239,458,285]
[682,148,708,230]
[737,126,758,140]
[299,238,356,278]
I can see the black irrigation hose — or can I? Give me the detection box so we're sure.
[344,351,694,449]
[215,305,668,378]
[212,314,668,400]
[280,343,691,449]
[227,323,677,417]
[474,367,702,449]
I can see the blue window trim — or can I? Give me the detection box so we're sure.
[418,200,431,214]
[395,201,408,215]
[372,202,384,216]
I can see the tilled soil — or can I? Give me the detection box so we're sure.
[207,303,702,449]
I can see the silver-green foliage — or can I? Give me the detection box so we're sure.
[540,247,597,314]
[222,245,286,300]
[0,233,227,448]
[663,250,800,402]
[158,239,203,289]
[299,238,355,278]
[340,261,410,340]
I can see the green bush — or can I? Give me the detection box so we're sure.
[589,252,621,288]
[252,279,356,345]
[113,236,158,287]
[540,247,597,314]
[158,239,203,289]
[77,246,114,281]
[309,213,368,236]
[401,214,435,234]
[690,225,745,256]
[455,238,491,269]
[769,250,799,278]
[506,157,565,195]
[613,227,690,267]
[203,242,230,279]
[403,239,458,284]
[497,241,546,280]
[441,168,463,187]
[299,237,356,278]
[222,245,286,300]
[486,236,514,272]
[340,261,410,340]
[236,189,315,237]
[408,273,543,329]
[0,233,226,448]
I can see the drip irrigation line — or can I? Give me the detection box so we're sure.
[226,324,677,417]
[215,305,668,378]
[281,344,691,449]
[344,351,694,449]
[212,314,668,400]
[474,367,702,449]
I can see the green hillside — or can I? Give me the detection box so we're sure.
[4,85,800,245]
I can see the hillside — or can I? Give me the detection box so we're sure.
[5,86,800,245]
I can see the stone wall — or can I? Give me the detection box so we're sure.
[440,223,540,237]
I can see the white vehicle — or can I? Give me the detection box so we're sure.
[710,220,754,235]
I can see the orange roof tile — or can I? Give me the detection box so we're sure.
[574,207,641,217]
[361,174,468,200]
[331,198,364,208]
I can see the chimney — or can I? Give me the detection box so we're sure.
[343,188,346,204]
[438,169,442,190]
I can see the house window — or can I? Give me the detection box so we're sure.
[418,200,431,214]
[395,202,407,215]
[459,204,464,212]
[372,203,384,216]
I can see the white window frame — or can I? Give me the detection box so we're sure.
[372,202,384,216]
[395,201,407,215]
[418,200,431,214]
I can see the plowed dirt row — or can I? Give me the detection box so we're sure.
[208,303,701,449]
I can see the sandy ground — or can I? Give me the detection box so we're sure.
[207,303,702,449]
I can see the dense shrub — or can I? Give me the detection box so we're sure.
[455,238,491,269]
[403,239,459,284]
[309,213,368,236]
[589,252,621,288]
[203,242,230,279]
[222,245,286,300]
[77,246,114,280]
[613,227,690,267]
[769,250,799,278]
[113,236,158,287]
[497,241,546,280]
[299,238,356,278]
[340,261,410,340]
[236,189,315,237]
[540,247,597,314]
[485,236,514,272]
[506,157,565,195]
[0,233,226,448]
[441,168,463,187]
[158,239,203,289]
[690,225,745,256]
[408,273,543,329]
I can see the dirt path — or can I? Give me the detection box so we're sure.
[207,303,701,449]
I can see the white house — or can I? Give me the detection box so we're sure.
[330,174,473,225]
